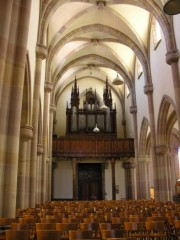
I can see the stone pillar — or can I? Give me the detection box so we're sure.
[36,144,43,204]
[138,155,150,199]
[29,44,47,207]
[122,83,127,138]
[130,105,139,198]
[46,157,51,201]
[166,50,180,130]
[0,0,13,104]
[111,159,116,200]
[156,145,170,201]
[16,125,33,209]
[166,147,173,199]
[2,0,32,217]
[24,140,31,208]
[72,158,78,200]
[51,161,57,200]
[48,104,56,200]
[144,84,159,199]
[42,81,52,202]
[123,161,136,200]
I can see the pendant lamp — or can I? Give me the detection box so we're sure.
[100,103,108,111]
[112,72,124,85]
[93,124,100,133]
[163,0,180,15]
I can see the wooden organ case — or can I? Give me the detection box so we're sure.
[66,77,117,136]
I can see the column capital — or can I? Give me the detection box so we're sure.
[144,84,153,95]
[130,105,137,114]
[166,49,179,65]
[123,161,136,169]
[36,44,47,59]
[37,143,44,155]
[44,81,53,92]
[50,104,56,113]
[155,145,168,156]
[20,124,33,140]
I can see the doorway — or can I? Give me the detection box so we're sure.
[78,163,102,200]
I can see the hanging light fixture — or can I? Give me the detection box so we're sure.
[100,103,107,111]
[163,0,180,15]
[93,123,100,133]
[112,72,124,85]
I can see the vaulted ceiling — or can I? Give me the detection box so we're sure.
[39,0,167,104]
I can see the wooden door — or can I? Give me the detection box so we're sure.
[78,163,102,200]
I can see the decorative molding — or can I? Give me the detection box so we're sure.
[44,81,53,92]
[166,49,179,65]
[50,104,56,113]
[156,145,168,155]
[130,106,137,114]
[37,143,44,155]
[36,44,47,59]
[20,125,33,140]
[144,84,153,95]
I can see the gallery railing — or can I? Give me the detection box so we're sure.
[52,137,134,158]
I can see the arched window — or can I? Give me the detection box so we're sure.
[152,17,161,50]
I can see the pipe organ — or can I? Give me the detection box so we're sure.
[66,77,117,136]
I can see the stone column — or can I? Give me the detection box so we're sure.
[0,0,13,104]
[123,161,136,200]
[156,145,170,201]
[36,144,43,204]
[166,50,180,130]
[166,147,173,199]
[130,105,139,198]
[42,81,52,202]
[138,155,150,199]
[144,84,159,199]
[24,140,31,208]
[72,158,78,200]
[122,83,127,138]
[111,159,116,200]
[46,157,50,201]
[51,161,57,200]
[2,0,32,217]
[29,44,47,207]
[16,125,33,209]
[48,104,56,200]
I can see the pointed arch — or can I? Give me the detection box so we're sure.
[167,110,178,144]
[157,95,177,145]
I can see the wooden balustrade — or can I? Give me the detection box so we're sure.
[52,137,134,158]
